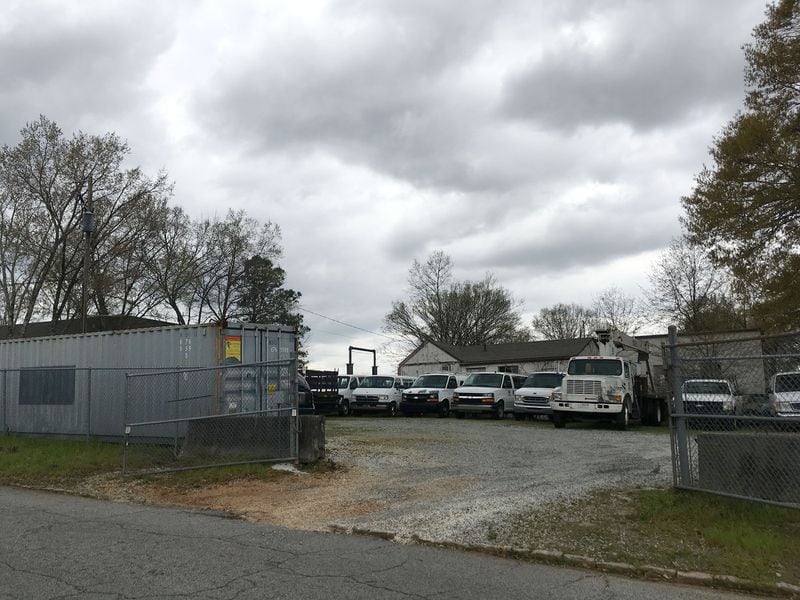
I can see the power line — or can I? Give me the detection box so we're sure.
[299,305,400,342]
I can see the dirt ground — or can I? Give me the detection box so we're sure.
[90,416,671,547]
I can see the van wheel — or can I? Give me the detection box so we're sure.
[493,401,505,420]
[552,412,566,429]
[439,401,450,418]
[387,402,397,417]
[339,401,350,417]
[615,402,630,431]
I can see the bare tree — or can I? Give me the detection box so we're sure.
[531,303,597,340]
[648,237,746,332]
[0,117,172,330]
[591,287,647,334]
[0,117,299,331]
[385,251,529,347]
[146,206,204,324]
[196,209,282,322]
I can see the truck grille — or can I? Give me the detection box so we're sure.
[404,393,434,403]
[566,380,602,396]
[521,396,549,406]
[456,393,491,405]
[355,395,379,402]
[686,401,724,414]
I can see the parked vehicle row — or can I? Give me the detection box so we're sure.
[306,370,568,420]
[306,365,800,426]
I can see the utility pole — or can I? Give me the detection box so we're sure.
[81,174,95,334]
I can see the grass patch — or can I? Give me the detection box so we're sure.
[137,462,288,490]
[0,435,320,492]
[503,487,800,585]
[0,435,121,485]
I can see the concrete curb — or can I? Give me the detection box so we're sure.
[331,525,800,598]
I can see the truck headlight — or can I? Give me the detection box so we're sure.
[378,395,389,401]
[428,393,438,399]
[551,391,561,402]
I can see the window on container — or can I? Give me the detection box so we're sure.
[19,366,76,406]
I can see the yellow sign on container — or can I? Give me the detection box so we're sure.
[225,335,242,362]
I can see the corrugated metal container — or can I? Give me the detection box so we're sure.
[0,322,296,438]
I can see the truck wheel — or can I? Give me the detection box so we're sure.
[339,401,350,417]
[438,401,450,418]
[492,401,505,420]
[455,411,465,419]
[654,402,662,425]
[387,402,397,417]
[615,402,630,431]
[552,411,566,429]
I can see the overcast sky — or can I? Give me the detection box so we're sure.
[1,0,767,373]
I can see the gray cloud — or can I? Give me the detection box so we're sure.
[501,1,762,131]
[0,3,177,142]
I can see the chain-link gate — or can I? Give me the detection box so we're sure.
[122,360,298,475]
[667,326,800,508]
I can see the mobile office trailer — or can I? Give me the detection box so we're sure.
[0,322,297,439]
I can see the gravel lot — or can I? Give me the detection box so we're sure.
[325,416,672,546]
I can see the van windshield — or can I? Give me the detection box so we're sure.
[775,373,800,393]
[337,376,351,389]
[683,381,731,394]
[412,375,448,388]
[358,376,394,389]
[568,359,622,376]
[462,373,503,387]
[523,373,564,388]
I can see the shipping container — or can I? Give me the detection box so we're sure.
[0,322,297,439]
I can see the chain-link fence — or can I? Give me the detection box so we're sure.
[667,327,800,509]
[122,360,299,475]
[0,366,174,439]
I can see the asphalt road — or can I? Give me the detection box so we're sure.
[0,486,759,600]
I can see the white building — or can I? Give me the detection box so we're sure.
[398,338,598,377]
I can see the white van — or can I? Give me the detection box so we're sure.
[513,371,565,420]
[352,375,415,416]
[400,372,466,418]
[769,372,800,417]
[336,373,369,416]
[451,372,523,419]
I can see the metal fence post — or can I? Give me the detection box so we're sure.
[293,357,299,463]
[1,370,6,434]
[86,368,92,440]
[122,372,130,475]
[669,325,691,486]
[174,370,180,458]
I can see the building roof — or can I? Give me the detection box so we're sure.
[401,338,597,367]
[0,315,174,340]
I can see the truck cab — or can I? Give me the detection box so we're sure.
[400,372,465,418]
[451,372,520,419]
[352,375,414,416]
[681,379,739,415]
[550,356,636,429]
